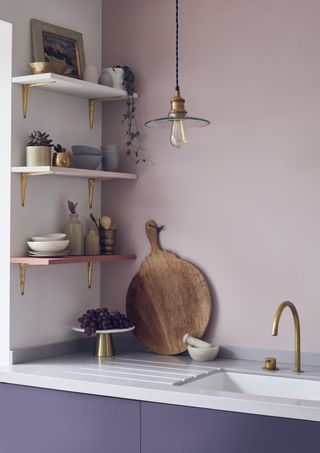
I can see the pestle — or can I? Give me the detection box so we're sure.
[183,333,212,349]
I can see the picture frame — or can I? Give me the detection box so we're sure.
[30,19,86,79]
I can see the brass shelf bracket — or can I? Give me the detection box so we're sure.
[20,173,28,207]
[20,172,48,207]
[19,174,96,209]
[19,263,27,296]
[88,178,96,209]
[87,261,93,289]
[89,99,96,129]
[21,81,56,118]
[88,96,125,129]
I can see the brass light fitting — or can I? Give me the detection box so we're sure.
[272,301,303,373]
[169,90,187,118]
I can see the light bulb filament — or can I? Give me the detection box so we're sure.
[170,119,187,148]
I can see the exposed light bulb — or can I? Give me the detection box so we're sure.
[170,119,187,148]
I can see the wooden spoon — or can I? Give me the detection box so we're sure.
[100,216,112,230]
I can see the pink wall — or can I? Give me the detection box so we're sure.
[101,0,320,353]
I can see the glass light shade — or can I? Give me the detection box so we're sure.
[145,116,211,129]
[145,89,210,147]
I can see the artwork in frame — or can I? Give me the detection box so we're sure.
[30,19,86,79]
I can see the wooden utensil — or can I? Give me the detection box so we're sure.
[100,216,112,230]
[126,220,212,355]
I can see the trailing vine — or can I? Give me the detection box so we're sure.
[116,65,146,164]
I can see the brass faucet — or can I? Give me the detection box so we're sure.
[272,301,303,373]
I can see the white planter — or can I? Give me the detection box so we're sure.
[26,146,51,166]
[103,68,124,90]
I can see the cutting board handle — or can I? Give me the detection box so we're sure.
[145,220,163,254]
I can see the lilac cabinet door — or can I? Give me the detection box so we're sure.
[0,383,140,453]
[141,402,320,453]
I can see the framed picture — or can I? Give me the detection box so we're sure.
[30,19,86,79]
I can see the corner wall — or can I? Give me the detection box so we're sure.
[0,19,12,365]
[101,0,320,353]
[3,0,102,350]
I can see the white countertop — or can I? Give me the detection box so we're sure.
[1,350,320,422]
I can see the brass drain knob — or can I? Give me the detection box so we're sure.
[263,357,279,371]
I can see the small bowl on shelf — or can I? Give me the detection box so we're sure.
[71,145,101,156]
[71,155,101,170]
[30,233,67,242]
[27,239,69,253]
[28,61,68,75]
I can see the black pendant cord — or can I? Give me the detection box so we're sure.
[175,0,179,91]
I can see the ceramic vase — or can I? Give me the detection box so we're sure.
[100,228,116,255]
[99,69,113,87]
[26,146,51,166]
[83,65,99,84]
[65,214,84,256]
[85,228,100,256]
[102,68,124,90]
[52,152,71,167]
[101,145,119,171]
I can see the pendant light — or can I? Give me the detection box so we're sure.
[145,0,211,148]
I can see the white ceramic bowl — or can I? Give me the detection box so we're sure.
[187,345,219,362]
[27,240,69,253]
[30,233,67,242]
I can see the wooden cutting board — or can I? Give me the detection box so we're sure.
[126,220,212,355]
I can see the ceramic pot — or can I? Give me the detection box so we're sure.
[85,228,100,256]
[100,228,116,255]
[99,69,113,87]
[102,68,124,90]
[65,214,84,256]
[52,152,71,167]
[26,146,51,166]
[101,145,119,171]
[83,65,99,84]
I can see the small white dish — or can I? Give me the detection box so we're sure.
[187,344,219,362]
[27,239,69,253]
[30,233,67,242]
[28,250,69,257]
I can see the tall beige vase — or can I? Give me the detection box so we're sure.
[85,228,100,256]
[65,214,84,255]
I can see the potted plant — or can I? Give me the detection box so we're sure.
[99,65,146,163]
[26,130,53,166]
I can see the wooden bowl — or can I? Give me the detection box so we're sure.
[28,61,68,75]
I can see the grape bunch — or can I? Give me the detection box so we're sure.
[78,308,133,336]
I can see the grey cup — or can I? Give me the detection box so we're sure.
[101,146,119,171]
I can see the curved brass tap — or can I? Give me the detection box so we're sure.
[272,301,303,373]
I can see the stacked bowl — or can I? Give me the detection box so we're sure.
[101,145,119,172]
[71,146,101,170]
[27,234,69,257]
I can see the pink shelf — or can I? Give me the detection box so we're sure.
[11,255,136,266]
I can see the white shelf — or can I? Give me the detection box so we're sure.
[12,73,137,100]
[12,167,138,209]
[11,166,138,181]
